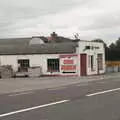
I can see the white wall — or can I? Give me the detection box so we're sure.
[0,54,59,75]
[0,55,18,71]
[0,53,79,76]
[78,41,105,75]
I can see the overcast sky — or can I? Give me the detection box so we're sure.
[0,0,120,44]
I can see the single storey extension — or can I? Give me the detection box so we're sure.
[0,37,105,76]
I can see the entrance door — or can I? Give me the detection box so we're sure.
[80,54,87,76]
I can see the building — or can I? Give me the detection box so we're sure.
[0,37,105,76]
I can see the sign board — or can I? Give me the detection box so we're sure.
[60,54,77,73]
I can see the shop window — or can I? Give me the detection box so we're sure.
[18,59,30,72]
[98,54,103,70]
[47,59,59,72]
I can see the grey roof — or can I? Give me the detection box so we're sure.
[0,36,79,45]
[0,38,30,46]
[0,36,48,46]
[0,42,78,55]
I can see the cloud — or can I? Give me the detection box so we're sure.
[0,0,120,44]
[0,0,85,36]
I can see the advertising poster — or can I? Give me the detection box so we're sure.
[60,54,77,73]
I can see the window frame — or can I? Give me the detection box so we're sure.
[97,54,103,70]
[91,55,94,71]
[47,59,60,72]
[18,59,30,72]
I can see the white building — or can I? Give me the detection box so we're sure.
[0,37,105,76]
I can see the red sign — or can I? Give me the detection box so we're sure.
[61,65,76,70]
[63,60,74,64]
[60,54,77,73]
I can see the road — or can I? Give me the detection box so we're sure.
[0,77,120,120]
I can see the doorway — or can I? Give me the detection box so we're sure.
[80,54,87,76]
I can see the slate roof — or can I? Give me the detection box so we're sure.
[0,38,30,46]
[0,36,79,45]
[0,36,79,55]
[0,42,78,55]
[0,37,48,46]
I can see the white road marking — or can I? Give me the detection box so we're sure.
[8,92,33,97]
[76,83,89,87]
[0,100,69,118]
[99,77,104,80]
[48,86,67,91]
[86,88,120,97]
[98,81,106,84]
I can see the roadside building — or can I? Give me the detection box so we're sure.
[0,37,105,76]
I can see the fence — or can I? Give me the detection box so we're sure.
[106,61,120,73]
[106,66,120,73]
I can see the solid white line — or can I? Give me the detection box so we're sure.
[0,100,69,118]
[76,83,89,87]
[98,81,106,84]
[48,86,66,91]
[86,88,120,97]
[8,92,33,97]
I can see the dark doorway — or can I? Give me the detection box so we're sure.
[80,54,87,76]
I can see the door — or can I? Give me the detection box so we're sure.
[80,54,87,76]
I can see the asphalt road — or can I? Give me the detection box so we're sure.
[0,77,120,120]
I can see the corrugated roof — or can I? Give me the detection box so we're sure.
[0,42,78,55]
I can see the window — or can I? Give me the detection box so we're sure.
[18,59,30,72]
[97,54,103,70]
[85,46,100,51]
[91,55,94,71]
[85,46,90,50]
[47,59,59,72]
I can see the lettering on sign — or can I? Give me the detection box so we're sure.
[63,60,74,64]
[60,55,77,73]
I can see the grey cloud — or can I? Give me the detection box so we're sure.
[0,0,87,37]
[82,11,120,30]
[0,0,119,43]
[0,0,86,19]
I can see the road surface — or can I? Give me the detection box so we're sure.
[0,77,120,120]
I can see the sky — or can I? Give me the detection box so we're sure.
[0,0,120,44]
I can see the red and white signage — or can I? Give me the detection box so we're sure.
[60,54,77,73]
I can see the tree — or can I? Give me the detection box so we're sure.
[109,43,116,49]
[107,37,120,61]
[115,37,120,49]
